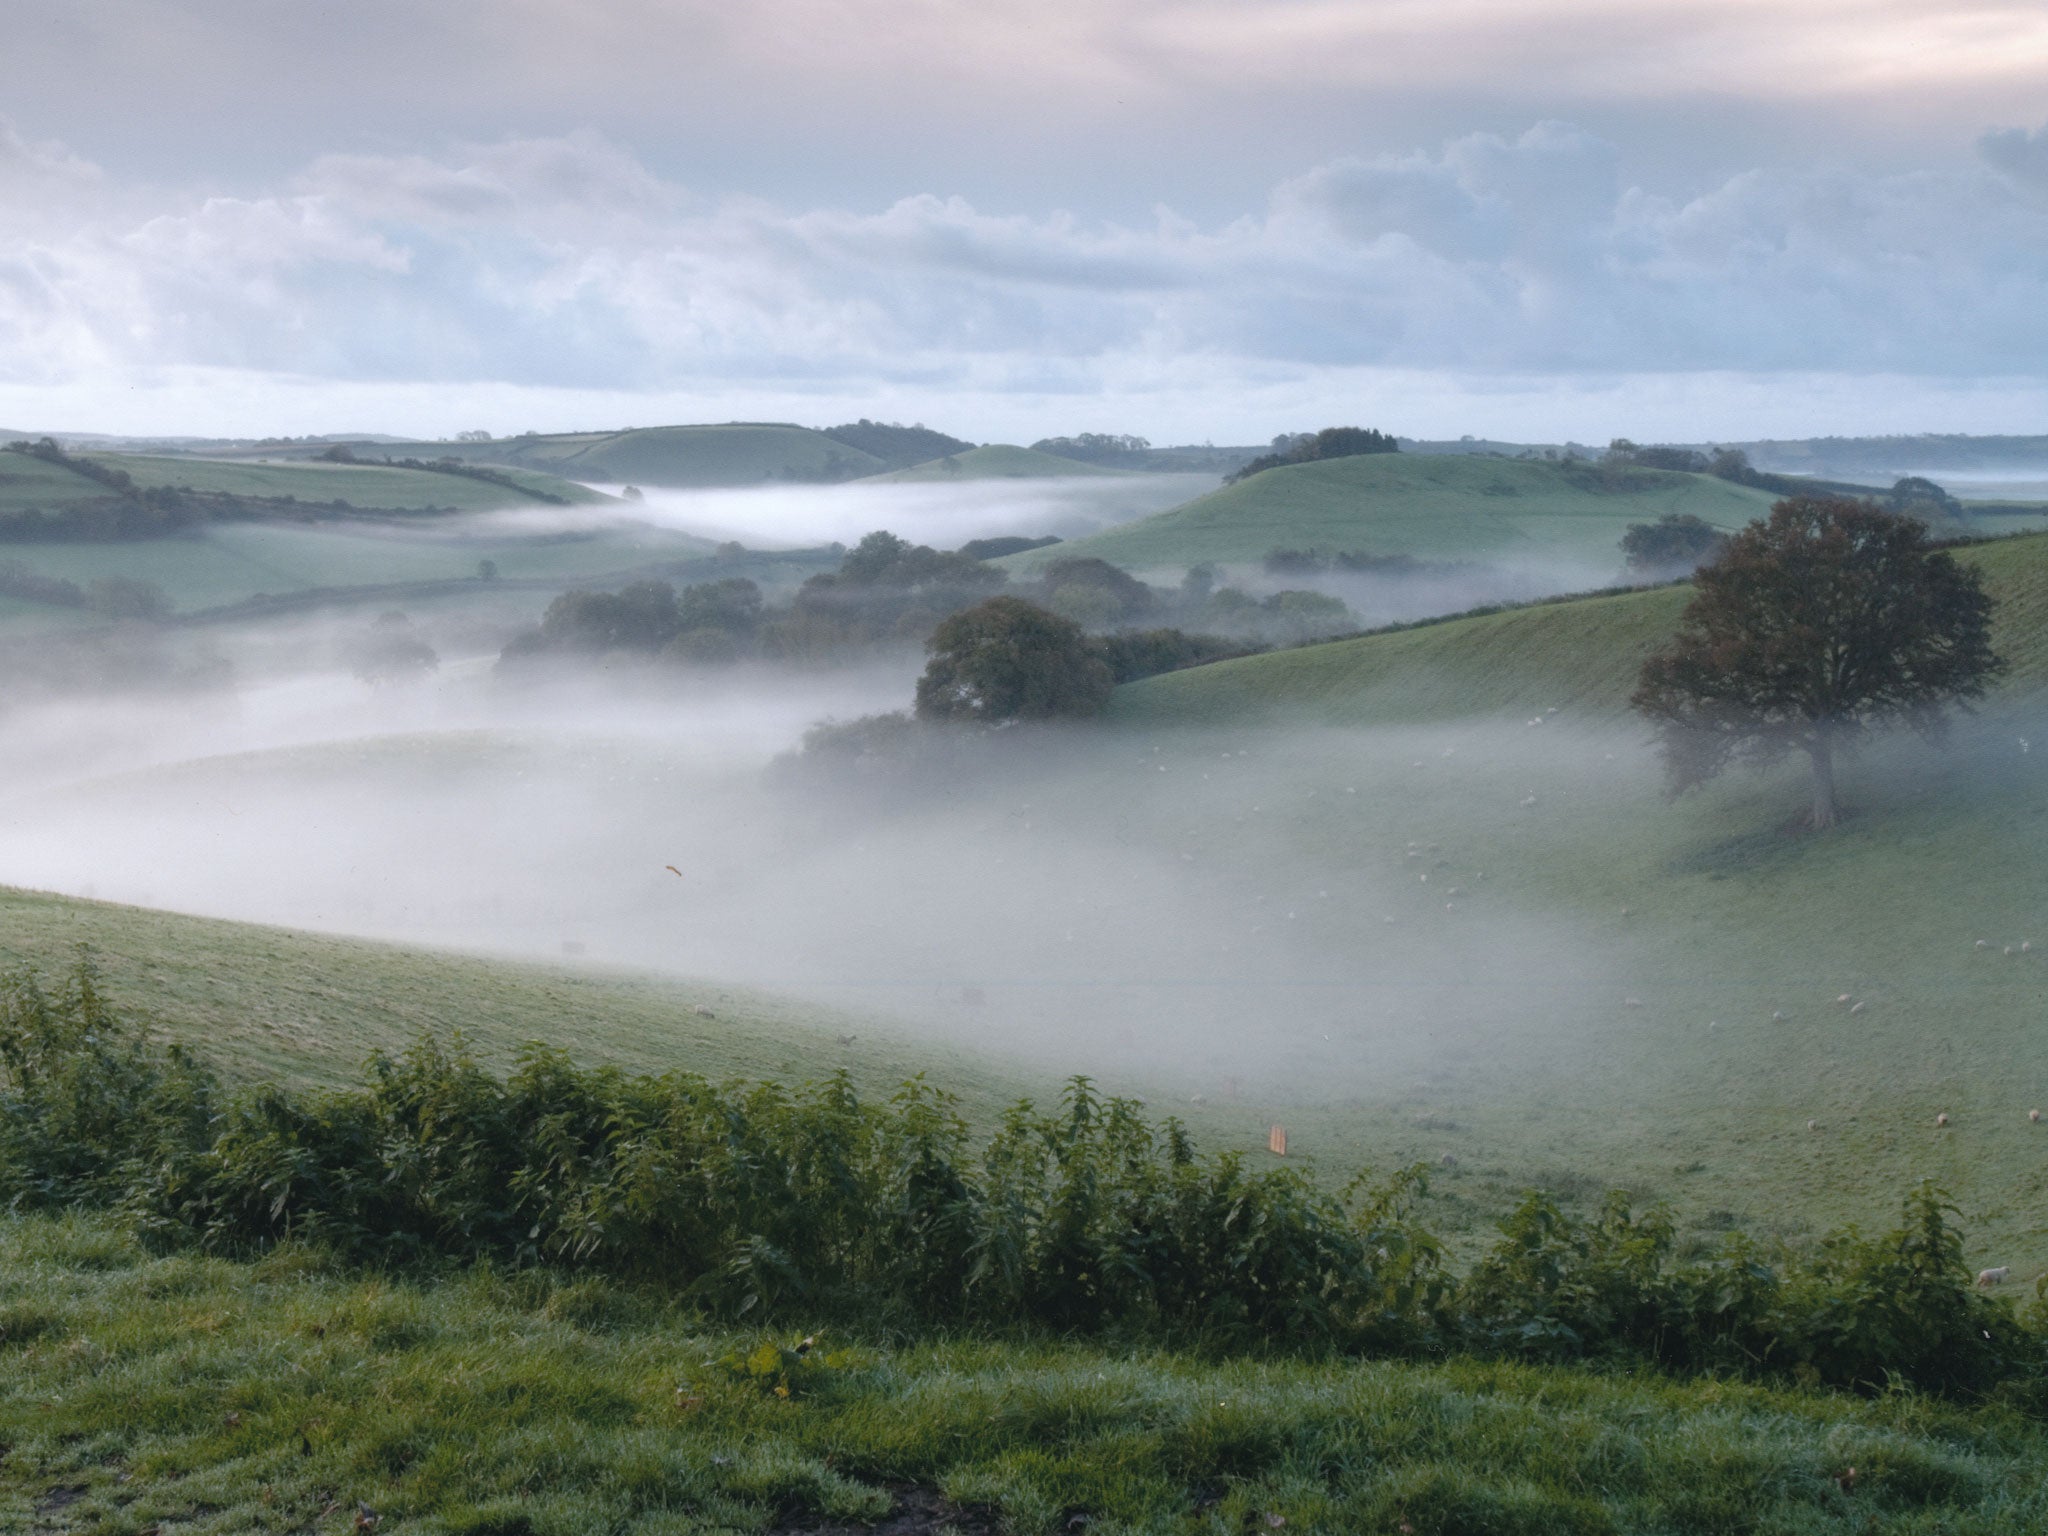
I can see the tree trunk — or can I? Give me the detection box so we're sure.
[1806,734,1838,830]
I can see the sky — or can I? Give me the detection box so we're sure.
[2,0,2047,443]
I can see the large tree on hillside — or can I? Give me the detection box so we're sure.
[915,597,1114,723]
[1631,498,2001,830]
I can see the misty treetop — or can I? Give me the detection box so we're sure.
[497,529,1348,674]
[1225,426,1400,484]
[1633,497,2003,830]
[1620,513,1729,577]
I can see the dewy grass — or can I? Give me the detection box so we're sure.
[3,1212,2046,1536]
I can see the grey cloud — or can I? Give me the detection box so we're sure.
[1980,122,2048,190]
[3,122,2048,397]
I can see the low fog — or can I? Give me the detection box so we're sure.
[0,474,1691,1105]
[546,473,1220,549]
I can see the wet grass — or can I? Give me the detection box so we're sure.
[4,1212,2045,1535]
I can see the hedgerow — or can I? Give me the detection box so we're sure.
[3,957,2042,1400]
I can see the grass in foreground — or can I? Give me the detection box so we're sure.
[5,1212,2046,1536]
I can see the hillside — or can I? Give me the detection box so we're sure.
[483,423,883,486]
[102,452,608,511]
[1115,530,2048,728]
[997,452,1785,575]
[0,446,607,523]
[0,520,752,620]
[865,443,1127,482]
[1057,529,2048,1273]
[0,885,1023,1108]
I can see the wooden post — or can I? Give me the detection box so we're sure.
[1268,1124,1287,1156]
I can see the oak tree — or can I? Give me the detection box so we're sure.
[1632,498,2001,829]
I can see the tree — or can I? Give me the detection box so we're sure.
[1620,514,1728,577]
[915,597,1114,722]
[1632,498,2002,830]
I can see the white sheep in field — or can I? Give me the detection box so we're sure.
[1937,1112,1952,1128]
[2031,1109,2042,1124]
[1978,1266,2010,1287]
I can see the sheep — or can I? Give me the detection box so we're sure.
[2031,1109,2041,1124]
[1807,1119,1818,1132]
[693,1005,716,1019]
[1936,1112,1951,1128]
[2025,942,2034,954]
[1977,1266,2011,1287]
[1837,994,1853,1005]
[1438,1152,1458,1169]
[1849,1001,1866,1015]
[1976,939,1990,950]
[1772,1010,1786,1022]
[1623,997,1644,1009]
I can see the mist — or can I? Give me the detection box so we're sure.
[479,473,1221,551]
[0,591,1663,1114]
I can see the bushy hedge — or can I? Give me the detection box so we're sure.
[2,959,2042,1398]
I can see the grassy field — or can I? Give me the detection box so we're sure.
[0,450,605,521]
[490,425,886,488]
[865,444,1126,482]
[0,521,763,621]
[0,885,1022,1108]
[101,454,608,511]
[994,455,1788,576]
[1038,530,2048,1271]
[1113,531,2048,728]
[9,1213,2040,1536]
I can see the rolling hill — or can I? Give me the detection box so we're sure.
[995,452,1788,575]
[1069,529,2048,1271]
[865,443,1128,482]
[0,445,607,522]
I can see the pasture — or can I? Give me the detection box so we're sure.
[996,454,1793,575]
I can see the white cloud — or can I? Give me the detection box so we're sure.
[3,118,2048,433]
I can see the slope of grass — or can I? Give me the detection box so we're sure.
[5,1212,2042,1536]
[866,444,1126,482]
[1062,530,2048,1270]
[0,885,1023,1112]
[0,449,112,518]
[998,454,1785,575]
[1114,531,2048,728]
[0,521,731,619]
[98,453,607,512]
[503,424,885,487]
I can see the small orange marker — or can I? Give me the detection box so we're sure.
[1268,1124,1287,1156]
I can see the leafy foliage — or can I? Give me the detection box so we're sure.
[1226,426,1400,484]
[7,955,2048,1399]
[915,597,1116,722]
[1632,498,2003,827]
[1619,513,1729,576]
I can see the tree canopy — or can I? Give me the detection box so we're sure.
[1632,498,2002,829]
[914,597,1115,723]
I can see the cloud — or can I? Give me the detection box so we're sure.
[3,117,2048,421]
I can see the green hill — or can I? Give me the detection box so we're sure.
[105,452,607,512]
[1071,529,2048,1272]
[0,447,607,524]
[0,520,741,619]
[997,453,1785,575]
[492,423,884,487]
[865,443,1127,482]
[0,885,1023,1108]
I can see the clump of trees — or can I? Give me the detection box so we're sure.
[1633,498,2002,829]
[915,597,1116,722]
[0,561,172,620]
[1226,427,1400,484]
[1619,514,1729,577]
[1030,433,1153,468]
[348,612,440,685]
[499,531,1304,676]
